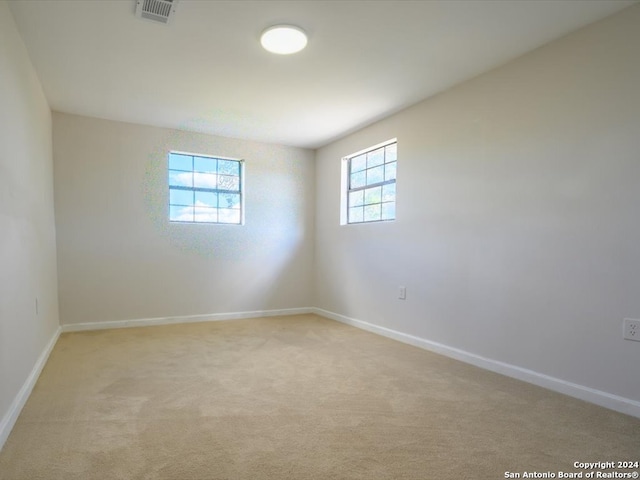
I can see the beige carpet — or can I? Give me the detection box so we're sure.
[0,314,638,480]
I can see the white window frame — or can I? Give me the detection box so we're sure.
[340,138,397,225]
[168,151,244,225]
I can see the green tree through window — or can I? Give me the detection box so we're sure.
[168,152,243,224]
[345,141,396,224]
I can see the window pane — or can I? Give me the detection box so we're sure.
[169,188,193,206]
[193,172,217,189]
[367,148,384,168]
[385,143,397,162]
[349,190,364,207]
[350,154,366,173]
[344,141,396,225]
[219,208,241,224]
[169,170,192,187]
[364,204,381,222]
[350,170,366,189]
[381,202,395,220]
[218,160,239,176]
[194,156,217,173]
[367,165,384,185]
[195,191,217,207]
[384,162,396,181]
[218,175,240,191]
[220,193,240,209]
[193,206,218,223]
[170,205,194,222]
[349,207,364,223]
[364,186,382,205]
[169,153,192,171]
[382,183,396,202]
[168,153,242,225]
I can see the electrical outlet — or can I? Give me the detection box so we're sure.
[398,286,406,300]
[623,318,640,342]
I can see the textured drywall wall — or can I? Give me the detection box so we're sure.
[0,0,59,438]
[315,5,640,403]
[53,113,315,325]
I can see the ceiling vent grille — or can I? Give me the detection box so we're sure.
[135,0,178,25]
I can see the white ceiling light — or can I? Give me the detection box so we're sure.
[260,25,308,55]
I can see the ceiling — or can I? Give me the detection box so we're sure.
[8,0,637,149]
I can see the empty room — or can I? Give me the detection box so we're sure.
[1,0,639,478]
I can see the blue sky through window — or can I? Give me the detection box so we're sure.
[168,152,242,224]
[346,141,397,224]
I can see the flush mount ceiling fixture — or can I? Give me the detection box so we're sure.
[260,25,308,55]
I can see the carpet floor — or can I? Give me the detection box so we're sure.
[0,314,638,479]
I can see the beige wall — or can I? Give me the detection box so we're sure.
[53,113,315,325]
[3,0,639,433]
[0,0,59,442]
[315,5,640,404]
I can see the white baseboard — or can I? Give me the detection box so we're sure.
[313,308,640,419]
[61,307,314,332]
[4,305,636,456]
[2,308,311,452]
[0,326,61,451]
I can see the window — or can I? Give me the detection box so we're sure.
[342,139,397,224]
[168,152,243,224]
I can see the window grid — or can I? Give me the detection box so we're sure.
[168,152,243,224]
[346,141,397,224]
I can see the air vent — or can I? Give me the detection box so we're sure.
[135,0,178,25]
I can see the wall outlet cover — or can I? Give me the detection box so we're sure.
[398,286,406,300]
[623,318,640,342]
